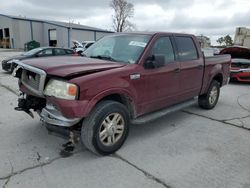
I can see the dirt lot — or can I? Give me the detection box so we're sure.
[0,50,250,188]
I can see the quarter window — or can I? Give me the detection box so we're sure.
[175,37,198,61]
[151,37,175,64]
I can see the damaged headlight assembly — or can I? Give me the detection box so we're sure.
[44,79,78,100]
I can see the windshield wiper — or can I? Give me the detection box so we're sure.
[90,55,117,62]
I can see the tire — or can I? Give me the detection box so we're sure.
[81,100,130,155]
[198,80,220,109]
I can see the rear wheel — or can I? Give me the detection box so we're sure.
[198,80,220,109]
[81,100,129,155]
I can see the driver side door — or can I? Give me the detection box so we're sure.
[141,35,181,114]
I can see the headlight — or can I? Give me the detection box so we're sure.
[44,79,78,100]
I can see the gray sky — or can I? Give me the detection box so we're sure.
[1,0,250,44]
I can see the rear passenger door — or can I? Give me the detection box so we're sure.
[174,35,203,100]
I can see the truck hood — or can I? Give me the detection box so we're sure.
[21,56,126,78]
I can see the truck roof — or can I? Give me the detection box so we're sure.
[112,31,196,37]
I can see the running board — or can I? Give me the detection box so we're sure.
[132,98,197,124]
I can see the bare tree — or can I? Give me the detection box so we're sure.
[110,0,135,32]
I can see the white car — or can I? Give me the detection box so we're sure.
[72,40,95,55]
[82,41,95,49]
[202,47,221,57]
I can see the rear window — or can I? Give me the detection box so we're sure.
[175,37,198,61]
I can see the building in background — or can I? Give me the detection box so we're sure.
[196,35,211,48]
[0,14,113,49]
[234,27,250,48]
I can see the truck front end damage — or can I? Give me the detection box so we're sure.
[13,60,81,155]
[13,60,47,118]
[40,103,81,127]
[13,60,82,129]
[15,94,46,118]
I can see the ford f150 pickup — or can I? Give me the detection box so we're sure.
[13,32,231,155]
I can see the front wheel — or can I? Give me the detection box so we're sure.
[81,100,129,155]
[198,80,220,109]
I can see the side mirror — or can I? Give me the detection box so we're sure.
[144,55,165,69]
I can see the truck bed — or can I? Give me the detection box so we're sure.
[200,54,231,95]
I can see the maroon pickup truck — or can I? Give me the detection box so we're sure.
[13,32,231,155]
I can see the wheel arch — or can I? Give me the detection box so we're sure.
[85,90,137,119]
[213,73,223,87]
[201,69,224,95]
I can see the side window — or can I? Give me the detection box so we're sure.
[65,49,74,54]
[175,37,198,61]
[151,37,175,64]
[54,49,66,55]
[37,49,53,56]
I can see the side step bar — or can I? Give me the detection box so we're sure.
[131,98,197,124]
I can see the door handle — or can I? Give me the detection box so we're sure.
[174,68,181,73]
[197,65,203,69]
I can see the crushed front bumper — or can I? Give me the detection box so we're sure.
[40,104,81,127]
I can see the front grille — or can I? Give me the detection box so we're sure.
[13,60,47,97]
[22,70,41,90]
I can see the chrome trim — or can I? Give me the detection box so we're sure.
[40,104,81,127]
[13,60,46,97]
[130,73,141,80]
[231,68,250,73]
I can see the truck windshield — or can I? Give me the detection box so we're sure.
[83,34,151,64]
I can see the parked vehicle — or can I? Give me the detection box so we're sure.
[12,32,231,155]
[1,47,75,73]
[202,48,214,57]
[213,48,220,55]
[202,47,220,57]
[82,41,95,49]
[72,40,95,55]
[220,46,250,82]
